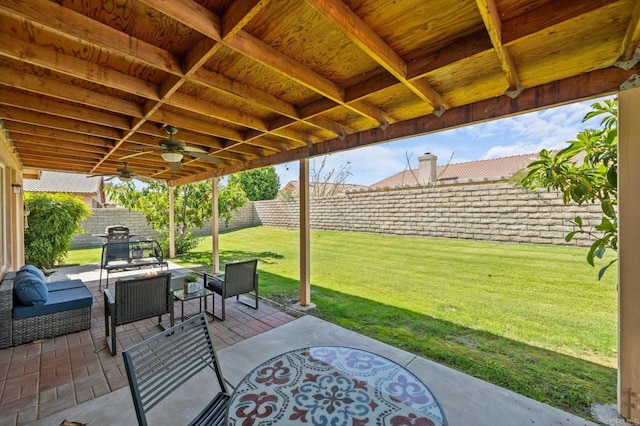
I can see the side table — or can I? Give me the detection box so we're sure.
[172,287,214,322]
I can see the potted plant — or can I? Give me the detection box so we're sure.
[183,273,199,293]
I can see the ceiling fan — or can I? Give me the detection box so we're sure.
[91,162,154,182]
[121,126,221,171]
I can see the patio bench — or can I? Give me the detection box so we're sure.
[122,313,230,426]
[99,239,168,289]
[0,266,93,348]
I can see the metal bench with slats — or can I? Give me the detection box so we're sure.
[122,314,230,426]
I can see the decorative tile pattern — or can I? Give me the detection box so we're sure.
[228,346,447,426]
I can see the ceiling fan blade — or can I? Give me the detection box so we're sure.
[168,161,182,172]
[185,151,222,163]
[183,145,207,153]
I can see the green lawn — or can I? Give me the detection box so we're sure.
[66,226,617,420]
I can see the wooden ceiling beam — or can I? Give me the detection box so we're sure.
[3,122,115,148]
[139,0,353,140]
[501,0,618,44]
[0,106,122,139]
[13,138,108,157]
[476,0,521,95]
[139,0,222,41]
[150,110,245,141]
[172,63,636,186]
[0,34,159,100]
[191,68,298,118]
[18,148,103,164]
[620,0,640,61]
[165,92,270,133]
[20,158,98,172]
[0,66,144,118]
[305,0,447,110]
[0,0,183,76]
[0,88,131,130]
[11,135,110,154]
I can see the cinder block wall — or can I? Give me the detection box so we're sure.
[73,182,602,248]
[72,203,257,247]
[252,182,602,247]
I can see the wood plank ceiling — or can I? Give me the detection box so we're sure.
[1,0,639,185]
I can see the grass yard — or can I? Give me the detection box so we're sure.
[65,225,617,421]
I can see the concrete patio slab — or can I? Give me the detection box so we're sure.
[34,315,598,425]
[219,315,597,426]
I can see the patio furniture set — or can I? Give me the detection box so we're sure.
[0,243,259,350]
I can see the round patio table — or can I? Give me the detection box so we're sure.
[226,345,447,425]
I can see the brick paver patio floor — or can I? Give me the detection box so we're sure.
[0,268,297,425]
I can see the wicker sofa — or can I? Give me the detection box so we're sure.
[0,270,93,348]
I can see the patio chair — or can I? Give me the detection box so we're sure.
[103,272,174,355]
[122,313,230,426]
[203,259,258,320]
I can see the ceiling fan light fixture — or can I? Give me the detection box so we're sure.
[161,151,183,163]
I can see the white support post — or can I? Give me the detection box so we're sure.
[618,87,640,423]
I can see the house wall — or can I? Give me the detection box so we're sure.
[72,181,601,249]
[0,133,24,278]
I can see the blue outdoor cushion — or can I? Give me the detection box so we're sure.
[13,286,93,320]
[14,271,48,306]
[19,264,46,282]
[47,279,86,292]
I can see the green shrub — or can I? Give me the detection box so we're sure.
[24,193,91,269]
[157,230,201,257]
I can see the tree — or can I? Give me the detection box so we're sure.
[228,166,280,201]
[105,179,248,255]
[310,156,352,196]
[520,98,618,278]
[24,193,91,269]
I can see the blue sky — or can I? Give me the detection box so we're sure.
[274,95,614,187]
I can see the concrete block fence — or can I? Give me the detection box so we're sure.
[72,182,602,248]
[71,203,257,248]
[252,182,602,247]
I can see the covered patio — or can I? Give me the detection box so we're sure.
[2,0,640,424]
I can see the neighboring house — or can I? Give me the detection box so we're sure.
[23,171,108,208]
[279,180,369,198]
[370,152,544,188]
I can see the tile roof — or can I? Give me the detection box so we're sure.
[370,153,542,188]
[24,171,102,194]
[280,180,369,196]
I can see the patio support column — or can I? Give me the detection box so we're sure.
[299,158,311,306]
[618,86,640,422]
[211,176,220,273]
[168,185,175,259]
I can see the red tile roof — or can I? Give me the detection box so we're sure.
[370,153,541,188]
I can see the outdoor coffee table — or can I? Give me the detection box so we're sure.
[172,287,214,322]
[225,345,448,425]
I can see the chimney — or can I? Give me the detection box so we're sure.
[417,153,437,184]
